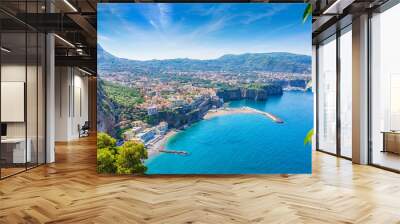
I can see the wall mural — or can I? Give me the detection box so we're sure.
[97,3,313,174]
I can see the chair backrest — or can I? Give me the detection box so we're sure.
[82,121,90,129]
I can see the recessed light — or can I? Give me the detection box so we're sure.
[54,34,75,48]
[78,67,93,76]
[63,0,78,12]
[1,47,11,53]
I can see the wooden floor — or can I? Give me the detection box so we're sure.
[1,136,400,223]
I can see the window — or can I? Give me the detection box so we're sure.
[317,35,337,154]
[370,3,400,171]
[339,27,352,158]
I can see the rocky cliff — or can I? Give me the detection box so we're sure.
[97,80,118,137]
[272,79,309,89]
[216,84,282,102]
[154,98,215,128]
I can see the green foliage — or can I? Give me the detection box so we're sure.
[304,128,314,145]
[97,132,148,175]
[246,83,265,90]
[303,4,312,23]
[97,148,116,173]
[115,141,148,175]
[116,127,130,140]
[103,81,144,107]
[97,132,117,149]
[305,80,313,91]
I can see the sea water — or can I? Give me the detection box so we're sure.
[146,91,313,174]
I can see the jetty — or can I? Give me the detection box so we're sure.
[242,107,284,123]
[159,149,189,156]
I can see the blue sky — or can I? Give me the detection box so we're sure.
[98,3,311,60]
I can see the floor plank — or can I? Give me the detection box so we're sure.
[1,135,400,223]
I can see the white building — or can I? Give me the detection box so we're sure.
[147,106,158,115]
[156,122,168,135]
[136,128,156,143]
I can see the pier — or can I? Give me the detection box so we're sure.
[242,107,284,123]
[159,149,190,155]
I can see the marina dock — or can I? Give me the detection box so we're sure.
[159,149,189,155]
[242,107,284,123]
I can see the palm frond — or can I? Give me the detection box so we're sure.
[302,4,312,23]
[304,128,314,145]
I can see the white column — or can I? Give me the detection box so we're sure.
[352,14,369,164]
[312,45,317,151]
[46,32,55,163]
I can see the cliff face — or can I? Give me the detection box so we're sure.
[157,98,214,128]
[97,80,118,137]
[263,85,283,95]
[216,85,282,102]
[241,88,268,101]
[216,89,242,101]
[288,79,308,88]
[272,79,308,89]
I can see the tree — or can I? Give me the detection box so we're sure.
[97,132,118,173]
[97,132,117,150]
[97,148,116,173]
[115,141,148,175]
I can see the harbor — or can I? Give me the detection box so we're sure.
[242,107,284,123]
[159,149,189,156]
[204,106,284,123]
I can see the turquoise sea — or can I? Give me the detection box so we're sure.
[146,91,313,174]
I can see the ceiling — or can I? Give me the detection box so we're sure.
[0,0,395,73]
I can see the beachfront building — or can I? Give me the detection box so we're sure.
[136,128,156,143]
[156,122,168,135]
[123,126,144,141]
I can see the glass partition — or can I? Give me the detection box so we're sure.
[339,27,352,158]
[1,30,28,177]
[370,3,400,171]
[0,1,46,179]
[317,35,337,154]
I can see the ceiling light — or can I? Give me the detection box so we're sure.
[54,34,75,48]
[1,47,11,53]
[63,0,78,12]
[322,0,354,15]
[78,67,93,76]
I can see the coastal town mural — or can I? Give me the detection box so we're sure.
[97,3,312,174]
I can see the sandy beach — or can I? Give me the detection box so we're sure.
[147,130,178,158]
[204,107,260,119]
[204,107,284,123]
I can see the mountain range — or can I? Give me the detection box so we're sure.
[98,45,311,74]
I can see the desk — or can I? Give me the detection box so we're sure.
[1,138,31,163]
[381,131,400,154]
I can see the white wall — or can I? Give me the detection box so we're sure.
[54,67,89,141]
[1,64,26,138]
